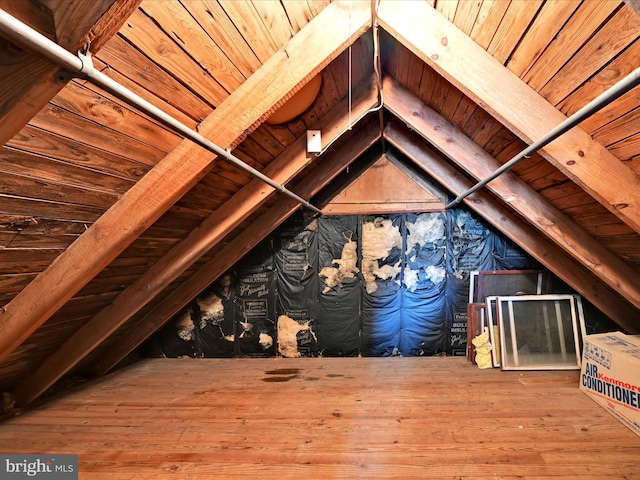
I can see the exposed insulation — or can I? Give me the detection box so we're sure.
[426,265,446,283]
[472,327,493,369]
[175,310,194,341]
[403,268,420,292]
[362,217,402,293]
[403,213,446,292]
[405,213,445,259]
[239,321,253,337]
[196,291,224,328]
[319,239,359,293]
[306,218,319,232]
[403,262,446,292]
[223,321,255,345]
[277,314,316,358]
[259,333,273,349]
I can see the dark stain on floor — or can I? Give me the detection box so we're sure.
[262,375,299,382]
[265,368,301,375]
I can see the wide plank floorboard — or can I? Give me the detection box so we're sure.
[0,357,638,479]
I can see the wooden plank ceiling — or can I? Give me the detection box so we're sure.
[0,0,638,408]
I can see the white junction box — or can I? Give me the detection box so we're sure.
[580,332,640,438]
[306,130,321,154]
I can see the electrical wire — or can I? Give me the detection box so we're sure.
[315,0,384,157]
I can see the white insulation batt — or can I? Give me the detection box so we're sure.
[362,217,402,294]
[196,291,224,328]
[404,213,446,292]
[319,239,359,293]
[277,315,316,357]
[175,309,194,341]
[259,333,273,349]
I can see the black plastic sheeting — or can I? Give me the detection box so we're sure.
[275,215,319,356]
[318,215,361,356]
[147,208,544,358]
[234,241,277,357]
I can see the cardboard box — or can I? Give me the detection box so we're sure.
[580,332,640,437]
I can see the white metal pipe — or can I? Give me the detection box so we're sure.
[446,65,640,209]
[0,8,323,215]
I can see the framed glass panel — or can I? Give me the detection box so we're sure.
[485,297,501,368]
[469,271,480,303]
[477,270,550,302]
[498,294,582,370]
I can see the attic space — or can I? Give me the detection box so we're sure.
[0,0,640,475]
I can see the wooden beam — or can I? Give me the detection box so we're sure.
[0,0,372,363]
[92,121,381,377]
[383,76,640,313]
[11,76,379,406]
[377,0,640,234]
[0,0,141,146]
[385,120,640,333]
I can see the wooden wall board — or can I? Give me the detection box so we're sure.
[0,171,118,209]
[325,154,444,207]
[522,1,621,91]
[518,163,568,190]
[118,9,227,106]
[251,0,295,49]
[452,0,482,36]
[434,0,457,22]
[560,42,640,126]
[470,116,504,150]
[95,35,214,121]
[486,0,544,65]
[592,107,640,148]
[448,95,478,132]
[217,0,280,63]
[505,0,580,79]
[461,108,491,140]
[180,1,262,79]
[608,133,640,163]
[0,248,61,274]
[51,82,182,153]
[28,104,167,166]
[0,274,37,303]
[0,195,104,223]
[0,232,78,250]
[6,125,149,182]
[468,0,511,50]
[139,1,246,93]
[539,5,640,107]
[0,148,136,195]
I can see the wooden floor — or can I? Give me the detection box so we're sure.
[0,357,639,479]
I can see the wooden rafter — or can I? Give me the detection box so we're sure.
[11,76,379,406]
[92,121,381,377]
[0,0,372,364]
[385,120,639,333]
[377,0,640,234]
[383,76,640,312]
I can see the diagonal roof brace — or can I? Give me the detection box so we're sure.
[0,7,322,215]
[446,65,640,209]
